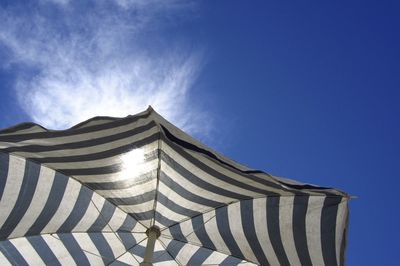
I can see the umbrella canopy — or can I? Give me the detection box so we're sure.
[0,107,349,266]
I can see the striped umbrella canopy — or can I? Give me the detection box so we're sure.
[0,107,349,266]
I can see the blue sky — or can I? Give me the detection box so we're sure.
[0,1,399,265]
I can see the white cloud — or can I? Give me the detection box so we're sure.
[0,0,208,135]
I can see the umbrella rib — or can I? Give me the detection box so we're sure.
[159,236,258,266]
[160,192,337,233]
[152,212,217,263]
[89,196,139,264]
[105,236,148,266]
[0,151,150,231]
[150,130,163,227]
[49,234,114,261]
[157,238,184,266]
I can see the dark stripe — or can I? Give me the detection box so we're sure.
[267,196,290,266]
[64,161,153,181]
[160,171,222,208]
[161,125,251,177]
[321,196,342,266]
[27,172,69,236]
[161,126,292,191]
[155,212,179,227]
[215,207,244,259]
[0,111,152,142]
[165,239,185,259]
[340,205,349,266]
[187,247,213,266]
[152,251,175,263]
[130,244,171,262]
[86,174,156,191]
[89,233,115,264]
[0,122,37,134]
[88,201,116,231]
[61,163,122,176]
[33,133,159,163]
[157,192,201,217]
[161,141,279,196]
[58,234,90,265]
[220,255,243,266]
[3,120,156,153]
[117,232,138,250]
[118,215,138,232]
[161,152,252,200]
[292,195,312,266]
[130,210,154,221]
[191,215,216,250]
[240,200,269,265]
[108,190,156,205]
[28,236,61,265]
[57,186,93,233]
[0,152,9,200]
[59,149,159,176]
[0,241,28,265]
[0,160,41,240]
[168,224,186,241]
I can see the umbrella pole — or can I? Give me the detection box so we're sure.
[140,226,161,266]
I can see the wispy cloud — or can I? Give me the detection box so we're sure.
[0,0,209,135]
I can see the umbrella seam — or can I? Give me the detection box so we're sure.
[159,236,258,266]
[89,195,139,264]
[0,150,150,231]
[49,234,116,262]
[105,236,149,266]
[150,128,163,227]
[157,238,184,266]
[159,194,348,232]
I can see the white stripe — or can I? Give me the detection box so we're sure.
[155,240,179,266]
[162,144,265,198]
[46,143,159,170]
[0,156,26,228]
[306,196,326,266]
[154,201,190,228]
[158,181,212,215]
[72,194,106,232]
[112,252,139,266]
[104,206,129,232]
[162,219,201,245]
[9,238,44,265]
[201,250,229,265]
[0,126,44,136]
[74,171,151,183]
[42,235,77,266]
[185,148,291,196]
[9,166,55,238]
[102,233,127,259]
[253,198,280,265]
[0,251,12,266]
[161,161,236,204]
[335,198,348,265]
[42,178,82,233]
[228,202,257,263]
[203,210,230,255]
[119,201,154,214]
[94,175,157,199]
[136,218,152,228]
[72,233,102,261]
[279,196,301,266]
[4,116,156,147]
[13,126,159,158]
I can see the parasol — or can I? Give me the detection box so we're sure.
[0,107,349,265]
